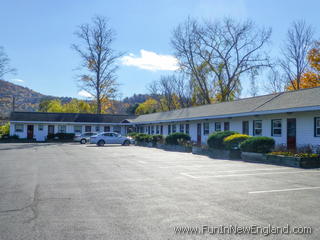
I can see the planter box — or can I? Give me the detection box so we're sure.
[163,144,192,152]
[266,155,320,168]
[241,152,267,162]
[192,147,241,160]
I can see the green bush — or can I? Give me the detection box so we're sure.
[151,134,163,144]
[165,132,191,145]
[135,133,152,143]
[207,131,238,149]
[55,133,75,140]
[269,151,319,158]
[240,136,275,153]
[223,134,251,150]
[127,132,138,138]
[0,122,10,138]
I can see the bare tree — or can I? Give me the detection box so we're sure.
[0,47,16,79]
[172,17,272,103]
[72,16,121,114]
[172,18,213,104]
[264,68,285,93]
[279,20,314,90]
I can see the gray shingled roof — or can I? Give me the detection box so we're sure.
[10,112,135,123]
[130,87,320,123]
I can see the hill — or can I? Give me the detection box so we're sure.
[0,79,72,118]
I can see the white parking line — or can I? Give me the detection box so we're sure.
[249,186,320,194]
[160,165,205,169]
[182,168,291,173]
[138,160,147,164]
[180,170,320,179]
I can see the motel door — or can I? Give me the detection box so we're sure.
[27,125,34,139]
[287,118,296,150]
[197,123,201,145]
[48,125,55,135]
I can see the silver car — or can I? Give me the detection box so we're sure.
[90,132,132,146]
[74,132,98,144]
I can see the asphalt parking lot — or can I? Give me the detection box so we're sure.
[0,143,319,240]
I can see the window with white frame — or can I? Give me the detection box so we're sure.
[58,125,66,133]
[185,124,190,134]
[151,125,155,134]
[74,125,82,134]
[271,119,282,137]
[104,126,110,132]
[156,125,159,134]
[38,124,44,131]
[215,122,221,132]
[172,125,177,133]
[15,124,23,132]
[203,122,209,135]
[113,126,121,133]
[168,125,171,134]
[180,124,184,133]
[85,126,91,132]
[253,120,262,136]
[95,125,100,132]
[315,117,320,137]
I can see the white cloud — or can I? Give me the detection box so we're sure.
[78,90,93,98]
[11,78,25,83]
[120,49,179,71]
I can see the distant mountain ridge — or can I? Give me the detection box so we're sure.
[0,79,72,118]
[0,79,151,119]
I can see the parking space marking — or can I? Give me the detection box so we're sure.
[180,168,291,173]
[138,160,147,164]
[160,165,205,169]
[180,170,320,179]
[249,186,320,194]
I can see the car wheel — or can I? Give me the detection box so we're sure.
[97,140,105,146]
[122,140,130,146]
[80,139,87,144]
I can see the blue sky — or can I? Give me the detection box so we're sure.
[1,0,319,99]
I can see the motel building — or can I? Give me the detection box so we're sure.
[9,87,320,150]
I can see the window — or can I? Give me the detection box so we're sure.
[104,126,110,132]
[151,126,155,134]
[253,120,262,136]
[15,124,23,132]
[85,126,91,132]
[172,124,177,133]
[95,126,100,132]
[113,126,121,133]
[38,124,44,131]
[168,125,171,134]
[224,122,230,131]
[203,122,209,135]
[160,125,163,135]
[186,124,190,134]
[74,125,82,134]
[58,125,66,133]
[148,126,151,134]
[156,125,160,134]
[215,122,221,132]
[242,121,249,135]
[315,117,320,137]
[180,124,184,133]
[271,119,282,137]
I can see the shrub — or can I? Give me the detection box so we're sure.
[207,131,238,149]
[0,122,10,137]
[9,134,19,139]
[151,134,163,144]
[269,151,319,158]
[127,132,138,138]
[223,134,251,150]
[165,132,191,145]
[135,133,152,143]
[54,133,75,140]
[240,136,275,153]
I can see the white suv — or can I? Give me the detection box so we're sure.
[90,132,132,146]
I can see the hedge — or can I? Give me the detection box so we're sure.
[135,133,152,143]
[151,134,163,143]
[240,136,275,153]
[223,134,251,150]
[207,131,238,149]
[127,132,138,138]
[165,132,191,145]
